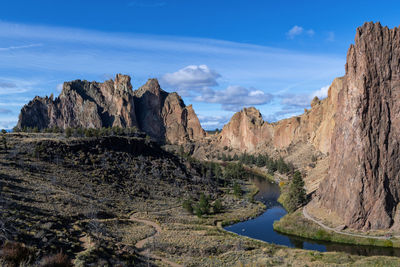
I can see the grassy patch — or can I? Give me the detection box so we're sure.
[273,210,400,248]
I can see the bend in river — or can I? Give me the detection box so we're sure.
[224,176,400,257]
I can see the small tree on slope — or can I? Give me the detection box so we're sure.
[286,171,306,213]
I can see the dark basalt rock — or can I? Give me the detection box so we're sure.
[17,74,205,144]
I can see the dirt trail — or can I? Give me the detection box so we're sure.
[130,214,183,267]
[73,209,183,267]
[303,207,398,240]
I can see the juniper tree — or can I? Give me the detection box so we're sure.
[286,171,306,212]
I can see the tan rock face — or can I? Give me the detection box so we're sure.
[18,75,205,144]
[219,107,272,152]
[315,22,400,230]
[219,77,342,154]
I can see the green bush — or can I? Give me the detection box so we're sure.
[213,199,223,214]
[182,199,193,214]
[65,128,73,138]
[286,171,306,212]
[233,182,242,198]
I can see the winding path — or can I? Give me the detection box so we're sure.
[302,207,396,240]
[130,214,183,267]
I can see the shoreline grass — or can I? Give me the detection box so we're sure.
[273,210,400,248]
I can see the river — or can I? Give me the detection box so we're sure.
[224,176,400,257]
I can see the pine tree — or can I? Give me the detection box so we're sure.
[233,182,242,198]
[213,199,223,214]
[286,171,306,212]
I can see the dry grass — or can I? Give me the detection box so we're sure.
[1,133,400,266]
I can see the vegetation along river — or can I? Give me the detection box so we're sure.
[224,176,400,257]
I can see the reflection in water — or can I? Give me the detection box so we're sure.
[224,177,400,257]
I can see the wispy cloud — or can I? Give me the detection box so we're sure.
[0,117,17,129]
[195,85,274,111]
[0,81,16,88]
[267,84,331,122]
[287,25,315,39]
[0,20,344,127]
[0,108,12,114]
[0,43,42,51]
[0,77,37,95]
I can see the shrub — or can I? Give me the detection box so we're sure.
[1,136,7,151]
[233,182,242,198]
[40,252,73,267]
[311,154,318,162]
[65,128,73,138]
[182,199,193,214]
[0,242,33,266]
[198,193,210,215]
[213,199,223,214]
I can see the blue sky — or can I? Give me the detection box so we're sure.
[0,0,399,130]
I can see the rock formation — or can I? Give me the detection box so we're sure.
[18,22,400,232]
[218,77,342,154]
[219,23,400,231]
[218,107,272,152]
[18,74,205,144]
[314,22,400,230]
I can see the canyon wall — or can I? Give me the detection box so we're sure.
[314,22,400,230]
[218,76,342,154]
[17,22,400,231]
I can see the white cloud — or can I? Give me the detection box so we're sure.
[311,85,330,99]
[195,85,273,111]
[0,20,344,125]
[162,65,220,90]
[287,26,303,39]
[274,84,331,121]
[287,25,315,39]
[197,114,231,130]
[0,117,17,129]
[281,94,311,108]
[56,83,63,92]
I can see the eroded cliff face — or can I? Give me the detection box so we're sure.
[218,77,342,154]
[218,107,272,152]
[134,79,206,144]
[18,74,205,144]
[314,22,400,230]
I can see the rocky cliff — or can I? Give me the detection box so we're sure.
[220,23,400,231]
[218,76,342,154]
[314,22,400,230]
[18,74,205,144]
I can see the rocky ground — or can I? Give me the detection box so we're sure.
[1,133,400,266]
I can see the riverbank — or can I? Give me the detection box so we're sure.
[273,209,400,248]
[133,182,400,266]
